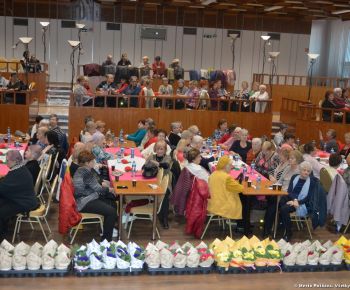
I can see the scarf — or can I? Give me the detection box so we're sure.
[185,163,209,183]
[9,162,24,171]
[292,175,310,217]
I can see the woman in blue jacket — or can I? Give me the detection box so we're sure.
[125,119,147,146]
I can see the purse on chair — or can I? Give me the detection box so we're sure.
[142,161,159,179]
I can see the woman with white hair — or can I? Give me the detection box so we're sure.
[264,161,318,241]
[250,84,269,113]
[246,137,262,165]
[0,150,38,239]
[90,133,113,164]
[229,128,252,163]
[24,144,42,182]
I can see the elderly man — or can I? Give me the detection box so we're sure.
[123,76,141,107]
[0,150,38,239]
[101,54,116,76]
[24,144,42,182]
[139,56,151,77]
[250,84,269,113]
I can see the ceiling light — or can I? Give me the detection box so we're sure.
[307,53,319,60]
[290,6,308,9]
[201,0,216,5]
[285,0,303,3]
[76,23,85,29]
[229,33,239,39]
[218,2,236,6]
[261,35,271,41]
[39,21,50,27]
[264,6,283,12]
[332,9,350,15]
[333,4,349,8]
[19,37,33,44]
[314,0,333,4]
[246,3,264,7]
[68,40,80,47]
[269,51,280,58]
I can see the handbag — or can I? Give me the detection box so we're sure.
[142,161,159,179]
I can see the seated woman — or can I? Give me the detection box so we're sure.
[73,150,117,241]
[143,128,158,149]
[41,130,65,166]
[246,137,262,165]
[185,81,199,109]
[220,127,241,151]
[35,126,48,149]
[229,128,252,163]
[281,133,296,150]
[175,79,188,109]
[302,142,325,179]
[339,132,350,158]
[157,77,173,108]
[185,148,209,183]
[125,119,147,147]
[322,90,344,122]
[278,150,304,191]
[146,140,172,229]
[81,121,97,144]
[269,147,292,184]
[218,124,237,144]
[250,84,269,113]
[0,150,38,240]
[141,79,155,109]
[90,133,113,164]
[319,129,339,153]
[238,81,250,112]
[325,153,343,180]
[212,119,228,141]
[207,155,243,220]
[69,142,86,178]
[254,141,280,179]
[24,144,42,183]
[141,129,171,159]
[174,138,190,169]
[265,161,316,241]
[73,75,93,106]
[95,121,106,135]
[208,80,222,110]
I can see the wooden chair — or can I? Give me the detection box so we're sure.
[320,167,333,193]
[201,213,233,239]
[290,212,313,239]
[12,176,58,243]
[127,174,169,239]
[38,154,53,204]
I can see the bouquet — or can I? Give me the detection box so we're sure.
[265,244,282,266]
[128,242,145,269]
[241,247,256,268]
[116,242,131,269]
[254,246,268,267]
[197,247,214,268]
[74,246,90,271]
[145,243,160,269]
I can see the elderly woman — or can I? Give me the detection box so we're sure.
[69,142,86,178]
[325,153,343,180]
[302,142,325,179]
[24,144,42,183]
[73,150,117,241]
[36,126,48,149]
[81,121,97,144]
[339,132,350,158]
[207,155,243,220]
[319,129,339,153]
[250,84,269,113]
[212,119,228,141]
[141,129,171,159]
[278,150,304,191]
[246,137,262,165]
[125,119,147,147]
[185,148,209,182]
[254,141,280,178]
[168,122,182,148]
[220,127,241,151]
[73,75,93,106]
[188,125,200,137]
[95,121,106,135]
[174,139,190,168]
[146,140,172,229]
[185,81,199,109]
[229,129,252,163]
[264,161,316,241]
[90,133,113,164]
[322,91,344,122]
[190,135,213,172]
[0,150,38,239]
[269,147,292,184]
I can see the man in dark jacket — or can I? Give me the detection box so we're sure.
[0,150,38,239]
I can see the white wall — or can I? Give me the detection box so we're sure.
[0,16,310,88]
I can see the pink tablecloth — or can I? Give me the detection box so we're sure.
[105,147,142,157]
[316,150,330,159]
[0,165,9,176]
[109,168,157,182]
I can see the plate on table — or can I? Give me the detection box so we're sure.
[112,170,124,177]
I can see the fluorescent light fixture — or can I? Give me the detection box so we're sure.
[264,6,283,12]
[68,40,80,47]
[246,3,264,7]
[290,6,308,9]
[285,0,303,3]
[189,5,205,8]
[307,53,320,60]
[229,33,239,39]
[40,21,50,27]
[230,8,247,11]
[218,2,236,6]
[261,35,271,41]
[269,51,280,58]
[19,37,33,44]
[76,23,86,29]
[201,0,216,5]
[334,4,349,7]
[332,9,350,15]
[314,0,332,4]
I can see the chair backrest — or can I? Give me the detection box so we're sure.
[157,175,169,212]
[48,152,59,181]
[156,167,164,185]
[320,167,333,193]
[34,166,44,196]
[56,159,68,201]
[44,176,58,217]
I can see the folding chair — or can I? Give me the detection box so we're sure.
[290,212,313,239]
[55,159,68,201]
[201,213,233,239]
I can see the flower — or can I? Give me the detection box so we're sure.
[106,244,117,258]
[121,159,129,164]
[133,246,145,261]
[116,245,131,262]
[124,166,132,172]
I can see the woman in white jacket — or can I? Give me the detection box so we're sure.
[250,84,269,113]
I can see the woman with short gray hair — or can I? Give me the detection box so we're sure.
[24,145,42,183]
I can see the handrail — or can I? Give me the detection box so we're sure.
[253,73,350,88]
[280,97,314,125]
[0,60,49,73]
[298,104,350,124]
[70,93,273,113]
[0,89,37,105]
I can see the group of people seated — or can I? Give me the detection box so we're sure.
[73,70,269,113]
[321,87,350,123]
[0,73,28,104]
[1,113,349,243]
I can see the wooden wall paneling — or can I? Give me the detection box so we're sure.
[0,104,29,133]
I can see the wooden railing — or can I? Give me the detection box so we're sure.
[298,104,350,124]
[70,94,272,113]
[0,60,48,73]
[0,89,38,105]
[280,98,312,125]
[253,73,350,88]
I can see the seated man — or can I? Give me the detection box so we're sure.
[96,74,117,107]
[24,144,42,183]
[117,53,132,66]
[207,155,243,221]
[0,73,8,88]
[101,54,116,76]
[0,150,38,240]
[139,56,151,77]
[5,73,27,104]
[152,56,166,78]
[73,75,93,106]
[122,76,141,107]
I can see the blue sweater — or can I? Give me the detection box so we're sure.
[127,128,147,146]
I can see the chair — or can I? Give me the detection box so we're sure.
[200,213,233,239]
[28,82,36,90]
[290,212,313,239]
[156,167,164,185]
[55,159,68,201]
[320,167,333,193]
[38,154,53,203]
[70,213,104,245]
[344,219,350,234]
[12,176,58,243]
[127,174,169,239]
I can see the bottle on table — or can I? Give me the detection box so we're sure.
[7,127,11,144]
[131,161,136,177]
[131,148,135,159]
[256,175,261,190]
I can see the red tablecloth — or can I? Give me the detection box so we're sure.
[316,150,330,158]
[105,147,142,157]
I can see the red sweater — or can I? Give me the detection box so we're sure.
[144,136,158,149]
